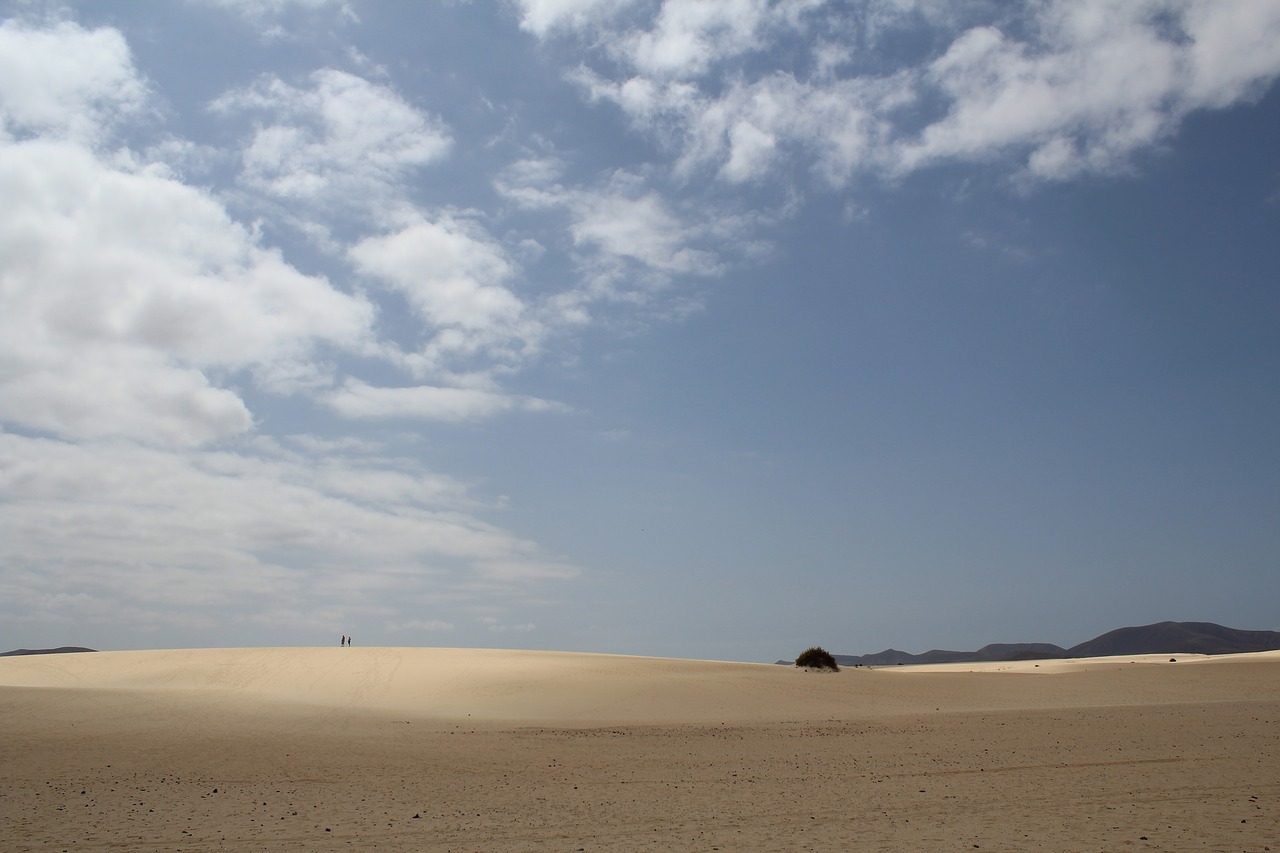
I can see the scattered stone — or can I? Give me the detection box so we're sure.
[413,814,420,819]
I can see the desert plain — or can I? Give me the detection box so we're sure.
[1,647,1277,852]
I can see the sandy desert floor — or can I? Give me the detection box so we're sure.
[2,647,1278,852]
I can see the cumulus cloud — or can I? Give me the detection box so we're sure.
[895,5,1184,180]
[212,68,562,387]
[532,0,1280,187]
[212,68,451,221]
[347,213,553,383]
[349,216,521,332]
[0,136,374,445]
[618,0,774,80]
[0,19,149,145]
[910,1,1280,180]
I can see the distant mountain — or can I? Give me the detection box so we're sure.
[823,642,1069,668]
[1068,621,1280,658]
[779,622,1280,666]
[0,647,96,657]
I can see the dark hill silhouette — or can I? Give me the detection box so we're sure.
[0,647,96,657]
[780,622,1280,666]
[1068,621,1280,657]
[823,642,1069,668]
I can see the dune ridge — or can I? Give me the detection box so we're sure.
[3,645,1279,724]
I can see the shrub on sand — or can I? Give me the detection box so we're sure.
[795,646,839,671]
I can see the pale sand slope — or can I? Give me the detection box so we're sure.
[2,648,1278,852]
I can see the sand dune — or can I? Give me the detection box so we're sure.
[2,646,830,724]
[3,647,1278,851]
[3,645,1277,722]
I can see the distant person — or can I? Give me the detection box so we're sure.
[348,636,352,647]
[341,634,345,646]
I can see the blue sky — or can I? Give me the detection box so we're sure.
[2,1,1278,662]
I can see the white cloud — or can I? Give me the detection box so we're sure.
[570,178,723,276]
[0,433,577,635]
[348,214,550,380]
[895,7,1187,180]
[0,139,374,446]
[349,216,521,331]
[0,19,149,145]
[0,20,574,453]
[620,0,772,79]
[570,67,704,136]
[212,69,451,220]
[525,0,818,78]
[0,348,253,448]
[263,435,480,508]
[540,1,1280,187]
[323,379,564,423]
[494,160,768,330]
[1182,1,1280,107]
[515,0,640,37]
[669,72,904,185]
[919,1,1280,180]
[498,165,726,277]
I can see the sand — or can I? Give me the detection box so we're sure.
[2,648,1278,851]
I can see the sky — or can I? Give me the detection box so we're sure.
[2,0,1279,663]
